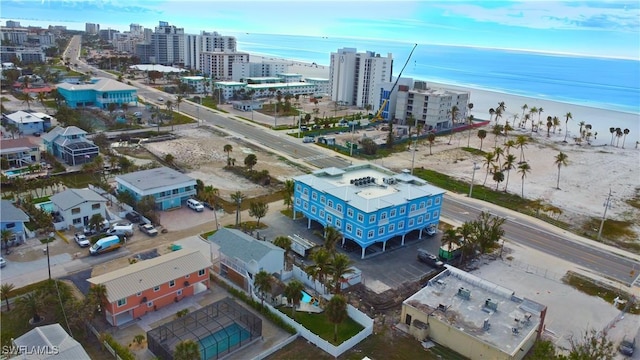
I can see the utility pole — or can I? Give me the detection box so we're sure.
[469,162,479,198]
[411,116,419,175]
[597,189,613,240]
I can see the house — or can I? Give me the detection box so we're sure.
[87,248,212,326]
[50,188,107,230]
[55,77,138,109]
[0,138,41,170]
[400,266,547,360]
[0,199,29,245]
[293,163,446,258]
[115,167,197,211]
[208,228,285,291]
[12,323,91,359]
[2,110,50,135]
[42,126,99,166]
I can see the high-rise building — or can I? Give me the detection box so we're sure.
[394,86,470,133]
[231,61,288,81]
[329,48,393,109]
[185,31,236,70]
[200,51,249,79]
[6,21,21,28]
[150,21,185,66]
[85,23,100,34]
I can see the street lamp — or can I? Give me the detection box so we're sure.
[597,189,613,240]
[468,162,480,198]
[349,121,356,156]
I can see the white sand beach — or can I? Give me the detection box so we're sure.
[249,54,640,240]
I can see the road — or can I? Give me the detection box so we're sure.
[65,35,640,287]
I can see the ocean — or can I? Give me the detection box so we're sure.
[231,33,640,115]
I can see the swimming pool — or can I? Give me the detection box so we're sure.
[198,323,251,359]
[301,290,319,306]
[35,201,54,213]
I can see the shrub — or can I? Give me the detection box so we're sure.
[104,333,135,360]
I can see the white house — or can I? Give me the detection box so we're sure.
[50,188,108,230]
[13,323,91,359]
[208,228,285,291]
[2,110,51,135]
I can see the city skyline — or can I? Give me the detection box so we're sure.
[1,0,639,60]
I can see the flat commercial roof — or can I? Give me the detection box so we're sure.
[404,266,546,356]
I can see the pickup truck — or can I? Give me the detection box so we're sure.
[138,223,158,236]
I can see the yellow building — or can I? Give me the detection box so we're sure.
[400,266,547,360]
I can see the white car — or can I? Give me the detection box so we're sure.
[187,199,204,212]
[0,257,6,268]
[74,233,91,247]
[139,223,158,236]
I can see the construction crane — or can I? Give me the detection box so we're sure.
[372,43,418,122]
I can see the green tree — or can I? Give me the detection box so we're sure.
[321,226,342,254]
[16,291,45,323]
[1,229,14,254]
[284,280,304,319]
[164,154,175,165]
[305,248,331,293]
[565,329,615,360]
[230,191,246,227]
[427,132,436,155]
[516,135,528,163]
[442,228,460,253]
[360,137,377,155]
[554,152,569,190]
[328,253,354,294]
[248,201,268,226]
[325,295,348,343]
[563,112,573,142]
[502,154,517,192]
[88,213,105,233]
[273,236,292,266]
[244,154,257,171]
[492,169,505,191]
[482,151,495,186]
[448,105,459,145]
[528,339,558,360]
[174,339,201,360]
[0,283,15,311]
[477,129,487,150]
[283,179,295,210]
[472,212,506,253]
[253,270,272,306]
[223,144,233,166]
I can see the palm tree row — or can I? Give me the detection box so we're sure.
[442,212,506,263]
[305,226,355,295]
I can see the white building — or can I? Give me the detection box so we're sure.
[330,48,393,109]
[200,51,249,80]
[305,77,330,97]
[50,188,108,231]
[185,31,237,70]
[231,61,288,81]
[180,76,208,94]
[150,21,185,66]
[395,86,470,133]
[85,23,99,35]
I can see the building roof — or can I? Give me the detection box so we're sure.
[13,323,91,360]
[115,166,196,192]
[50,188,106,211]
[41,126,87,143]
[87,248,212,303]
[404,266,546,357]
[0,200,29,222]
[129,64,188,73]
[294,164,446,212]
[247,82,313,90]
[0,138,37,152]
[55,77,137,92]
[4,110,45,124]
[208,228,284,265]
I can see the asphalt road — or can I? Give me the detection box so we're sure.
[66,35,640,288]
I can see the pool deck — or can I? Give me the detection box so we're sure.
[297,301,323,313]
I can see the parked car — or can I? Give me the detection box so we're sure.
[89,235,122,256]
[74,233,91,248]
[125,212,141,223]
[417,249,444,268]
[201,201,215,210]
[426,224,437,236]
[0,257,6,268]
[138,223,158,236]
[106,223,134,237]
[187,199,204,212]
[619,338,636,356]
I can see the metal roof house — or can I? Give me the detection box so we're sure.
[88,248,212,326]
[293,163,446,258]
[2,110,52,135]
[208,228,285,291]
[42,126,98,166]
[55,77,138,109]
[0,199,30,245]
[50,188,107,231]
[400,266,547,360]
[12,323,91,359]
[115,167,197,211]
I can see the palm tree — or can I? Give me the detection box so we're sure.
[537,107,544,126]
[16,291,45,323]
[488,108,495,123]
[609,127,616,145]
[284,280,304,319]
[223,144,233,166]
[230,191,246,227]
[553,116,560,133]
[554,152,569,190]
[516,135,528,163]
[325,295,348,343]
[493,170,505,190]
[563,112,573,142]
[248,201,268,226]
[482,152,495,186]
[493,146,504,168]
[0,283,15,311]
[448,105,459,145]
[427,132,436,155]
[442,228,459,253]
[477,129,487,150]
[328,253,354,294]
[1,229,14,254]
[615,128,623,147]
[504,139,516,156]
[518,162,531,198]
[253,270,272,306]
[283,179,295,210]
[305,248,331,293]
[502,154,517,192]
[466,114,475,147]
[622,129,630,148]
[322,226,342,254]
[244,154,257,171]
[520,104,528,127]
[273,236,292,267]
[174,340,200,360]
[529,107,538,129]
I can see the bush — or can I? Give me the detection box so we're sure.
[103,334,135,360]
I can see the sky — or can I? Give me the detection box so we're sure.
[1,0,639,59]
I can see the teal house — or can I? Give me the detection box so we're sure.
[115,167,197,211]
[56,78,138,109]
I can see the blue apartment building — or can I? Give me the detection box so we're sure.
[293,164,446,258]
[115,167,197,210]
[56,77,138,109]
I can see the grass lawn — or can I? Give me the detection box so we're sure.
[275,306,364,345]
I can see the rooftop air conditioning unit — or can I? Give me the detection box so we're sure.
[485,298,498,311]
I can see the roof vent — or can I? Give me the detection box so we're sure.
[485,298,498,311]
[457,287,471,300]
